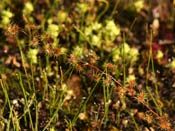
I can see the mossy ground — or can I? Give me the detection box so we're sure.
[0,0,175,131]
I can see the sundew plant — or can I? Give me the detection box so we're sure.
[0,0,175,131]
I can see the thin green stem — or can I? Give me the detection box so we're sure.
[109,0,120,19]
[71,73,103,126]
[17,38,32,91]
[96,0,109,21]
[73,25,92,48]
[146,31,162,115]
[17,72,34,131]
[122,34,126,88]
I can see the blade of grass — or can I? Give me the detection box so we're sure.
[71,72,103,126]
[146,30,162,115]
[17,72,34,131]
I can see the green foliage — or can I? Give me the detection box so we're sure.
[0,0,175,130]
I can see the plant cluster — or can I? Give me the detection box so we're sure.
[0,0,175,131]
